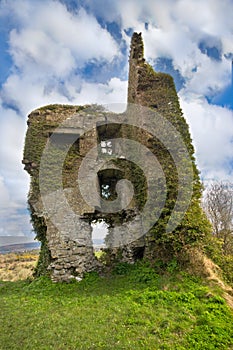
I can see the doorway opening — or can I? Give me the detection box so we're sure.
[91,219,109,249]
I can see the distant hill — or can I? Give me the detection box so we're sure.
[0,241,40,254]
[0,237,104,254]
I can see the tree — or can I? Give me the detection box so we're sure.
[204,181,233,254]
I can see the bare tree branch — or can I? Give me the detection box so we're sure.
[203,181,233,254]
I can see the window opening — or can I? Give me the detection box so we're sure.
[98,169,124,201]
[49,132,79,150]
[96,123,121,156]
[100,140,113,155]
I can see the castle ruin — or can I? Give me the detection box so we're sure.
[23,33,208,281]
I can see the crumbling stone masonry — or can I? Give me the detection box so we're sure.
[23,33,209,281]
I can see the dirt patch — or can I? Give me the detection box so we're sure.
[187,248,233,310]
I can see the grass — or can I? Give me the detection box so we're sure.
[0,261,233,349]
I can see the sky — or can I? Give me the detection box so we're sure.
[0,0,232,239]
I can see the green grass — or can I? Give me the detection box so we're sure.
[0,262,232,350]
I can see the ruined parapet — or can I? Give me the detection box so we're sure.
[23,33,211,281]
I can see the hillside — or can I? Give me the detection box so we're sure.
[0,242,41,254]
[0,261,233,350]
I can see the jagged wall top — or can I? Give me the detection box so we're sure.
[129,32,145,63]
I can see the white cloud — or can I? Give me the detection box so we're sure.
[174,0,233,37]
[1,0,121,116]
[180,93,233,181]
[72,77,127,105]
[10,29,75,77]
[2,74,70,116]
[0,175,31,237]
[140,6,233,98]
[0,106,29,203]
[7,1,118,77]
[183,59,230,97]
[115,0,233,89]
[0,176,11,211]
[0,104,32,236]
[0,105,26,176]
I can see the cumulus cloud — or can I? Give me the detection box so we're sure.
[2,74,71,116]
[122,1,232,82]
[139,4,233,99]
[1,0,121,115]
[0,105,28,194]
[72,77,127,105]
[180,93,233,180]
[9,28,76,78]
[0,174,31,237]
[8,1,118,73]
[0,105,31,237]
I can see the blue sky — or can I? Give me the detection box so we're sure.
[0,0,232,238]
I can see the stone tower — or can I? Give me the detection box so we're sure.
[23,33,210,281]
